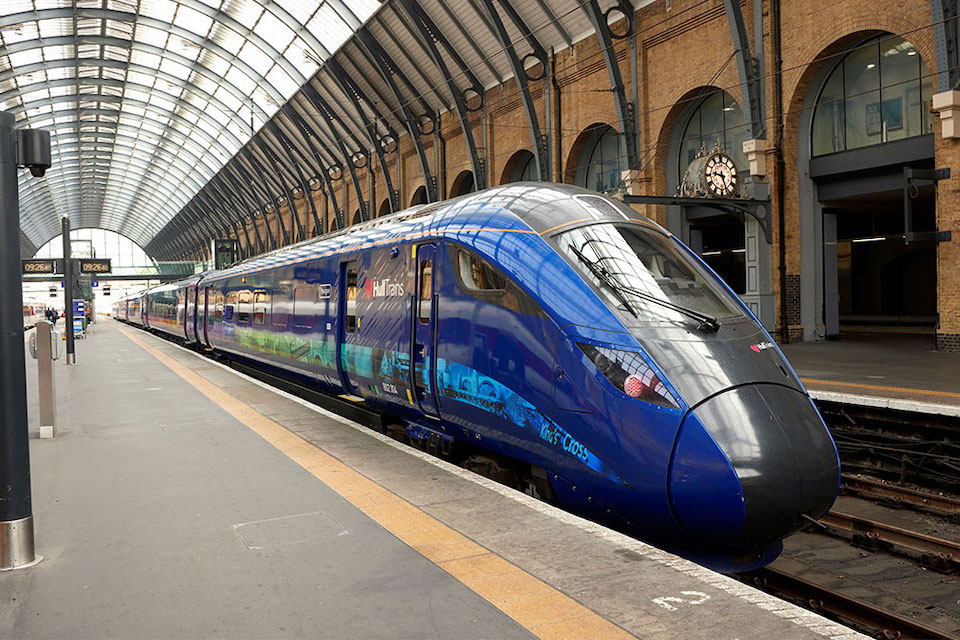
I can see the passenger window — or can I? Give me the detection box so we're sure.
[293,286,315,329]
[237,291,251,323]
[224,291,236,322]
[271,290,288,328]
[418,260,432,324]
[253,291,267,325]
[345,267,358,333]
[214,292,224,320]
[458,252,506,291]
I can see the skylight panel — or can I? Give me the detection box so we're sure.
[306,5,352,53]
[173,6,214,38]
[254,11,294,52]
[9,49,42,67]
[134,24,169,48]
[2,21,40,45]
[37,18,72,38]
[266,66,297,98]
[238,40,272,76]
[222,0,262,30]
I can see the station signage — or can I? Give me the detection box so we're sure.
[79,259,111,274]
[21,259,57,275]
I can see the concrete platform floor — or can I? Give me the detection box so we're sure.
[781,332,960,415]
[2,319,864,639]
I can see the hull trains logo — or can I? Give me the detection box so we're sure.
[750,341,776,353]
[365,277,405,300]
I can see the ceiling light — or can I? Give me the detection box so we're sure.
[907,50,917,56]
[851,236,886,243]
[866,63,876,69]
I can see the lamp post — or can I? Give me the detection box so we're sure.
[0,109,50,570]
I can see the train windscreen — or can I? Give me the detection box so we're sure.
[557,223,746,326]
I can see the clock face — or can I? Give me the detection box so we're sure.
[704,153,738,197]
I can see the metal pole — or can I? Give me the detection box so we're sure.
[62,215,75,364]
[0,110,39,570]
[35,320,56,439]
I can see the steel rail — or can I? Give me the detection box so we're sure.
[750,567,956,640]
[841,474,960,520]
[820,510,960,572]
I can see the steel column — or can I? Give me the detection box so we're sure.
[579,0,640,171]
[355,28,438,202]
[478,0,551,179]
[723,0,765,139]
[0,110,39,570]
[931,0,960,91]
[395,0,488,189]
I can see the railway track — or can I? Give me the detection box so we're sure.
[818,509,960,573]
[747,566,956,640]
[841,473,960,522]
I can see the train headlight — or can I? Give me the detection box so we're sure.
[623,374,644,398]
[577,343,679,408]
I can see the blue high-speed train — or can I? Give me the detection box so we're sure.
[116,183,840,572]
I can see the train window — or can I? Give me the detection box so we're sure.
[448,245,542,316]
[271,290,288,328]
[214,292,224,320]
[345,266,358,333]
[224,291,237,322]
[557,223,745,325]
[253,291,267,325]
[458,252,506,291]
[418,261,432,324]
[237,291,252,323]
[293,286,315,329]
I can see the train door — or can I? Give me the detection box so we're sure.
[411,244,440,418]
[201,287,210,346]
[184,285,195,341]
[336,261,360,396]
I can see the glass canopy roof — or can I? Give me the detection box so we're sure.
[1,0,380,252]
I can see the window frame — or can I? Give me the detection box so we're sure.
[252,291,267,325]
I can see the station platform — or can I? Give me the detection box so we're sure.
[781,332,960,417]
[3,319,863,639]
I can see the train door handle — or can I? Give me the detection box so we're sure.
[415,343,425,361]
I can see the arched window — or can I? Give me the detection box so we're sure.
[584,128,622,192]
[449,170,475,197]
[679,90,747,178]
[502,150,537,184]
[410,186,428,207]
[34,229,155,269]
[812,35,933,156]
[378,199,391,218]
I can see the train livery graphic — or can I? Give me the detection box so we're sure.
[115,183,840,572]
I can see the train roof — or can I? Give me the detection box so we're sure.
[201,183,662,281]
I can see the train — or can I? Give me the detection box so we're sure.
[115,183,840,572]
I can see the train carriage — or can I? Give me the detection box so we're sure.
[121,183,840,572]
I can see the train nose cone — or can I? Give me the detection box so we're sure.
[669,384,840,546]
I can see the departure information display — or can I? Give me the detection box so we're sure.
[21,259,57,274]
[79,259,111,274]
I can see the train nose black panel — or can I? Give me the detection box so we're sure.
[691,384,840,545]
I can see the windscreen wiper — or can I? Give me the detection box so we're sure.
[570,246,639,319]
[570,246,721,333]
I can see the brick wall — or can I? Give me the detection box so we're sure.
[246,0,950,347]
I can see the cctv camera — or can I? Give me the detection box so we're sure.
[17,128,52,177]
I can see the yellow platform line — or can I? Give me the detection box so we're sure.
[801,377,960,401]
[115,324,634,640]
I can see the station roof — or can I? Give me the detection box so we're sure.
[3,0,609,258]
[3,0,380,253]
